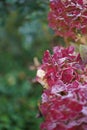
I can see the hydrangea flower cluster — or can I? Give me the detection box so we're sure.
[37,46,87,130]
[48,0,87,39]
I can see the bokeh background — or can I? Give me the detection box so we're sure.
[0,0,64,130]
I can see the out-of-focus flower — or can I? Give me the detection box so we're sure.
[37,46,87,130]
[48,0,87,39]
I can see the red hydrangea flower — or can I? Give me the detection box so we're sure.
[48,0,87,39]
[37,46,87,130]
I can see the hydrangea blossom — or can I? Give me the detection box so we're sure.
[37,46,87,130]
[48,0,87,39]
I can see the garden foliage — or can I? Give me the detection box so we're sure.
[0,0,52,130]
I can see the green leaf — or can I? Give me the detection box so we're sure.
[79,44,87,64]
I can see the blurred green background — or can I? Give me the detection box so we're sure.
[0,0,64,130]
